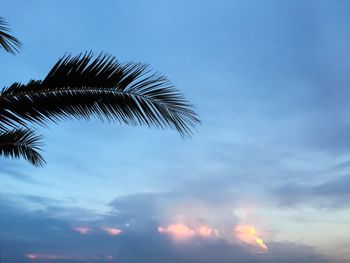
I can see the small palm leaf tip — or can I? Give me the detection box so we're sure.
[0,17,22,54]
[0,52,200,136]
[0,128,45,167]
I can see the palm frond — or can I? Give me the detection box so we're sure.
[0,128,45,166]
[0,52,200,136]
[0,17,22,54]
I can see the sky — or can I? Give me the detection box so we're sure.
[1,0,350,262]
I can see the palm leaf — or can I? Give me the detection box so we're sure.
[0,128,45,166]
[0,52,200,136]
[0,17,22,54]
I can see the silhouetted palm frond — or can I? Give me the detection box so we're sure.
[0,128,45,166]
[0,17,22,54]
[0,52,200,136]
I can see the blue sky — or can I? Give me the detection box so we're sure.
[1,1,350,262]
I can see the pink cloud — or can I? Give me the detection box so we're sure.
[26,254,114,261]
[73,227,92,235]
[102,227,122,236]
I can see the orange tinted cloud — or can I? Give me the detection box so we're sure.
[197,226,219,237]
[158,224,195,239]
[235,224,268,251]
[158,224,220,240]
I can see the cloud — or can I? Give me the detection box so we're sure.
[271,173,350,208]
[0,160,35,182]
[0,192,337,263]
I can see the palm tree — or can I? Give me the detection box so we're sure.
[0,17,199,167]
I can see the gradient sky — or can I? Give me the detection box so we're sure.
[1,1,350,262]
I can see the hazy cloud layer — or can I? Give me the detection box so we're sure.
[0,193,334,263]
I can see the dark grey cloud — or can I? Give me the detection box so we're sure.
[271,173,350,208]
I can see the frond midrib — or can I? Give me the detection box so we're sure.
[0,86,189,113]
[0,142,35,147]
